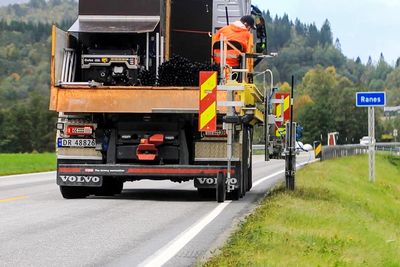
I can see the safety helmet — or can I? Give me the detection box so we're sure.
[240,15,256,29]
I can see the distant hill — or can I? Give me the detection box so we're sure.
[0,0,77,23]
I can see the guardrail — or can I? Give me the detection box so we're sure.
[253,143,400,160]
[322,143,400,160]
[252,144,266,151]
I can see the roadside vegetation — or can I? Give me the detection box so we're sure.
[0,153,56,176]
[204,154,400,266]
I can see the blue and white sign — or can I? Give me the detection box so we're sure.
[356,91,386,107]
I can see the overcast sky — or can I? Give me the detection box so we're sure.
[252,0,399,65]
[0,0,27,5]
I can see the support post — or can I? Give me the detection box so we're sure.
[264,69,273,161]
[285,76,296,190]
[146,32,149,70]
[156,32,160,78]
[368,106,375,182]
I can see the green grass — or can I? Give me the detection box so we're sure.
[204,154,400,267]
[0,153,56,176]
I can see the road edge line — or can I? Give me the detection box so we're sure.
[0,171,56,179]
[139,158,319,266]
[139,201,232,267]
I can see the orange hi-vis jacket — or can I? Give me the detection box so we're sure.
[213,21,252,67]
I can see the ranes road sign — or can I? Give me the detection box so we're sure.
[356,91,386,107]
[355,91,386,183]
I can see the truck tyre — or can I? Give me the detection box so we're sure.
[216,172,226,203]
[95,177,123,196]
[198,188,215,198]
[111,180,124,195]
[241,125,251,196]
[227,188,240,200]
[60,186,90,199]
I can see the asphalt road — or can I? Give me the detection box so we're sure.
[0,152,315,267]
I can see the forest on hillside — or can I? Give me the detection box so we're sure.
[0,0,399,152]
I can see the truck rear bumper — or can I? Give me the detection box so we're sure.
[58,164,234,180]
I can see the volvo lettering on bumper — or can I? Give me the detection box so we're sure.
[57,175,102,187]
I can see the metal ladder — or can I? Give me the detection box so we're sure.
[60,48,76,83]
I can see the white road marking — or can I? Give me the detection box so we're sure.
[140,168,287,267]
[253,158,318,188]
[139,158,318,266]
[0,171,55,179]
[139,201,232,267]
[0,172,55,187]
[253,169,285,187]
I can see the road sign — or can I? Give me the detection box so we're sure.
[394,129,398,137]
[198,71,217,132]
[355,91,386,181]
[356,92,386,107]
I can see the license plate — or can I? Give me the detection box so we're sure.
[57,138,96,148]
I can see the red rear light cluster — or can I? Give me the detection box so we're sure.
[66,125,94,136]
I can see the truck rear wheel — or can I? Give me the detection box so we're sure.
[198,188,215,198]
[60,186,90,199]
[241,125,252,196]
[95,177,123,196]
[227,188,240,200]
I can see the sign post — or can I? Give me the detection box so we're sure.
[368,106,375,182]
[356,91,386,182]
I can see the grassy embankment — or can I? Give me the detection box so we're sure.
[0,153,56,176]
[205,154,400,266]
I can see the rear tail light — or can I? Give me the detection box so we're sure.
[66,125,94,136]
[56,123,64,131]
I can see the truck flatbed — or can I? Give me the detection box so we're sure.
[50,85,230,113]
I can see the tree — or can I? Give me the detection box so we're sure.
[294,18,306,36]
[297,67,367,144]
[320,19,333,46]
[367,56,373,66]
[334,38,341,51]
[306,23,319,47]
[373,52,393,81]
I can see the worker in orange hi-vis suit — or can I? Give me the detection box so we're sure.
[213,15,256,68]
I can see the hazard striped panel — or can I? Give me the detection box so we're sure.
[275,92,290,137]
[199,71,217,132]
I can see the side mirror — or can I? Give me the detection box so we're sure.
[255,17,267,54]
[256,42,266,53]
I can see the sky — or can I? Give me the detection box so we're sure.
[252,0,399,65]
[0,0,27,5]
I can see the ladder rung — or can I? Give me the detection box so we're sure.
[231,69,249,72]
[270,99,284,104]
[217,101,244,107]
[217,85,244,91]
